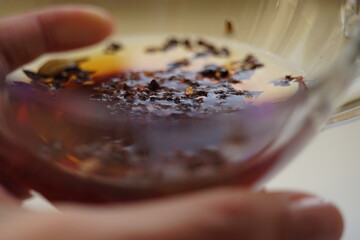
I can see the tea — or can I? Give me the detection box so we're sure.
[20,35,302,115]
[2,35,307,202]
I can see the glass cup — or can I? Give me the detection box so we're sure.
[0,0,360,203]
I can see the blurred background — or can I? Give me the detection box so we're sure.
[268,120,360,240]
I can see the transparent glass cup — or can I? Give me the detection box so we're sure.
[0,0,360,203]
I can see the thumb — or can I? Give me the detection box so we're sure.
[0,5,115,75]
[89,189,343,240]
[40,189,342,240]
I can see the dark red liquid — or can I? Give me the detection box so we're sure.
[0,113,314,203]
[0,38,309,203]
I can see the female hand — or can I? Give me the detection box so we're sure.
[0,6,343,240]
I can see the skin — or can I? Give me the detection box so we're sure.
[0,6,344,240]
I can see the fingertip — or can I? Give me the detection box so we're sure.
[321,202,344,240]
[288,197,344,240]
[182,189,344,240]
[37,5,116,51]
[0,5,116,73]
[257,191,344,240]
[57,4,117,33]
[328,203,344,240]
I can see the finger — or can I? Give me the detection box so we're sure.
[2,188,343,240]
[83,189,344,240]
[0,5,115,74]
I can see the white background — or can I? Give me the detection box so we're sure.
[268,120,360,240]
[24,120,360,239]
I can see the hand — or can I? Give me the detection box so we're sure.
[0,6,344,240]
[0,185,343,240]
[0,5,114,77]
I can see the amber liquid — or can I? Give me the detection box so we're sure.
[0,35,310,203]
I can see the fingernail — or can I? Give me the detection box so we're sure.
[288,197,343,240]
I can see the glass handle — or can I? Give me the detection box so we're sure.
[343,0,360,37]
[324,61,360,130]
[324,97,360,130]
[325,0,360,130]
